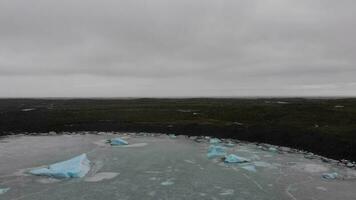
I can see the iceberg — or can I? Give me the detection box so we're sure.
[109,137,129,146]
[207,145,226,158]
[29,154,90,179]
[224,154,250,163]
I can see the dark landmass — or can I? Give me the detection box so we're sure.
[0,98,355,161]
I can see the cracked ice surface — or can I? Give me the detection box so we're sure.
[0,133,356,200]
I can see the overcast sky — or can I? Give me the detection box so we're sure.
[0,0,356,97]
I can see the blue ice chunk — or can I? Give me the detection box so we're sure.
[29,154,90,179]
[207,145,226,158]
[210,138,221,144]
[224,154,250,163]
[322,172,338,180]
[110,137,129,146]
[0,188,10,195]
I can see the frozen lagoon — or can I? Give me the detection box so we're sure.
[0,133,356,200]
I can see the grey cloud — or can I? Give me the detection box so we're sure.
[0,0,356,97]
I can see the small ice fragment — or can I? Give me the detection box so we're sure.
[189,136,197,140]
[296,163,329,173]
[85,172,119,182]
[148,191,156,196]
[29,154,90,179]
[249,155,261,161]
[224,142,235,147]
[253,161,275,168]
[149,177,158,181]
[161,180,174,186]
[145,171,162,174]
[37,178,62,184]
[346,162,355,168]
[220,189,234,196]
[316,186,328,191]
[322,172,338,180]
[169,134,177,139]
[109,137,129,146]
[184,160,196,164]
[224,154,250,163]
[264,154,273,158]
[268,147,278,152]
[0,188,10,195]
[277,101,289,104]
[241,165,257,172]
[93,139,108,147]
[121,143,147,148]
[210,138,221,144]
[207,145,226,158]
[21,108,35,112]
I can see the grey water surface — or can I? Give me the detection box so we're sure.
[1,133,356,200]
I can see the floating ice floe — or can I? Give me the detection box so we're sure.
[224,142,235,147]
[277,101,289,104]
[0,188,10,195]
[253,161,276,169]
[109,137,129,146]
[36,178,61,184]
[121,143,148,148]
[322,172,338,180]
[21,108,35,112]
[161,180,175,186]
[210,138,221,144]
[300,164,329,173]
[258,145,279,153]
[224,154,250,164]
[84,172,119,182]
[268,147,278,152]
[219,189,235,196]
[29,154,90,179]
[169,134,177,139]
[241,165,257,172]
[207,145,226,158]
[346,162,355,168]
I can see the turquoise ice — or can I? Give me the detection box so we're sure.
[224,154,250,163]
[29,154,90,179]
[207,145,226,158]
[109,137,129,146]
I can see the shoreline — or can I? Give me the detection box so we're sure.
[1,98,355,161]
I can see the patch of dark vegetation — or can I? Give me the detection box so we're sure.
[0,98,355,161]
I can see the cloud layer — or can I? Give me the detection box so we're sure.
[1,0,356,97]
